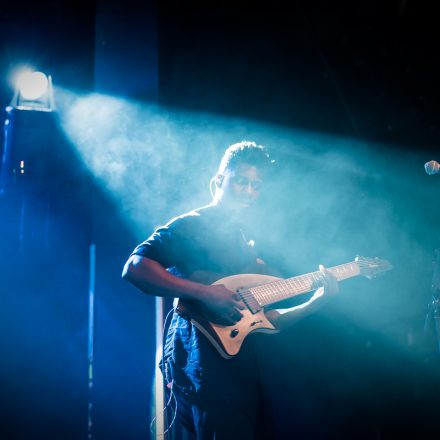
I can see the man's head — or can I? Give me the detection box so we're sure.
[212,141,274,212]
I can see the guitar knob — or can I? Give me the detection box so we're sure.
[230,329,239,338]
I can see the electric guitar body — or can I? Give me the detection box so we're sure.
[175,274,282,359]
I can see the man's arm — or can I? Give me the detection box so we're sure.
[122,255,244,324]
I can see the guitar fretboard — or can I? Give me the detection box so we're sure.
[249,262,360,307]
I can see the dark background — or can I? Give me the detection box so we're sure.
[0,1,439,439]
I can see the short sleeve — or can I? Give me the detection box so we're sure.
[130,214,197,270]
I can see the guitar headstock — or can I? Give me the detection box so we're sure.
[355,255,393,279]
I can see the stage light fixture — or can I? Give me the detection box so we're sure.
[10,68,55,111]
[16,71,49,100]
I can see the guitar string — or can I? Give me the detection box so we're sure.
[239,259,386,308]
[248,262,359,307]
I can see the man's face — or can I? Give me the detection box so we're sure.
[217,163,263,212]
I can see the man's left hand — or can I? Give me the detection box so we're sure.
[318,264,339,297]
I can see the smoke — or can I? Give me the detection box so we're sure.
[56,88,384,235]
[55,87,438,345]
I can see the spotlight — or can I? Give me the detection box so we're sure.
[16,71,49,100]
[10,68,55,111]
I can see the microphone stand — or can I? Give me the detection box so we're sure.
[423,161,440,354]
[425,245,440,354]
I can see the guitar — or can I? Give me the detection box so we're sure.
[175,256,392,359]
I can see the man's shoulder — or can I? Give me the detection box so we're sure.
[163,204,218,230]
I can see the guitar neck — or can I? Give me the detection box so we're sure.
[249,261,360,307]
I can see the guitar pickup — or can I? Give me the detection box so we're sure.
[238,289,261,314]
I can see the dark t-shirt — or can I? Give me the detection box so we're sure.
[131,204,273,396]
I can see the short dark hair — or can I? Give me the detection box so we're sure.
[217,141,274,175]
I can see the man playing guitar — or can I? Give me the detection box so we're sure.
[122,141,340,439]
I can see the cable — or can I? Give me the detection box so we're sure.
[158,307,174,375]
[150,306,176,438]
[163,385,178,437]
[150,381,177,438]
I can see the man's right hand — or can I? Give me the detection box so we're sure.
[203,284,245,326]
[122,256,245,325]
